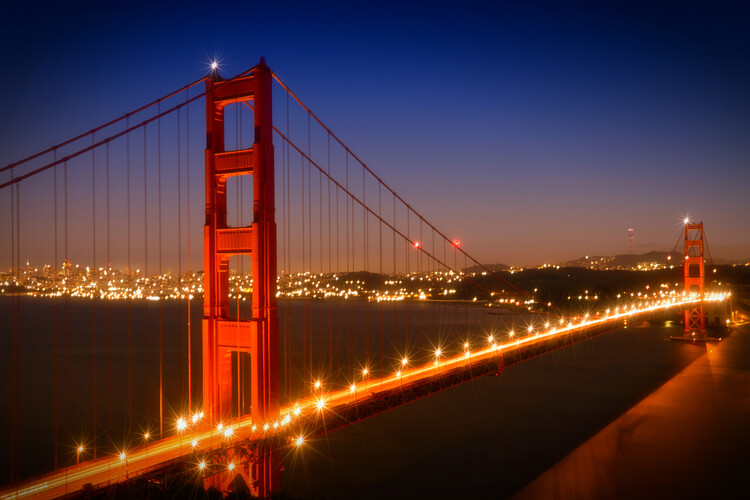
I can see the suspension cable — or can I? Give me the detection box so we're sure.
[0,77,207,174]
[271,73,528,297]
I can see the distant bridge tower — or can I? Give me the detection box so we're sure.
[203,59,279,495]
[683,222,705,333]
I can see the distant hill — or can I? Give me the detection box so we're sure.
[562,251,682,270]
[462,263,510,273]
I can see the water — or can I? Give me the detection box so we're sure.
[0,296,524,487]
[1,297,745,498]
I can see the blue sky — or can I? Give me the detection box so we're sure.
[1,0,749,266]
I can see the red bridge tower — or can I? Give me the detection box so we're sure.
[203,59,279,494]
[683,222,705,333]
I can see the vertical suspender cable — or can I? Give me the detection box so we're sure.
[345,153,350,375]
[64,160,70,456]
[327,134,332,376]
[15,178,20,477]
[319,167,323,371]
[127,118,133,433]
[282,92,287,400]
[106,143,111,441]
[158,103,164,437]
[186,89,192,412]
[379,183,383,373]
[9,166,16,481]
[307,116,312,379]
[91,132,98,458]
[363,165,368,368]
[53,152,59,470]
[177,108,183,406]
[143,126,149,432]
[301,155,306,382]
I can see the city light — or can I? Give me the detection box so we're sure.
[295,436,305,447]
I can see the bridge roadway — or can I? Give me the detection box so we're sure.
[1,295,725,499]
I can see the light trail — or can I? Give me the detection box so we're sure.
[0,294,727,499]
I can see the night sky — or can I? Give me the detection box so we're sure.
[2,0,749,267]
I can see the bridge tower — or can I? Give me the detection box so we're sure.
[683,222,705,333]
[203,59,279,494]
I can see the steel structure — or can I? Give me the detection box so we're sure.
[203,58,279,494]
[683,222,705,332]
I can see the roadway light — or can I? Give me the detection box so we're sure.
[176,417,187,432]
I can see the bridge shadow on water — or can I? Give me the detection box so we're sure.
[282,322,748,500]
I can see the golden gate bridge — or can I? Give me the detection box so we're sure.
[0,59,730,498]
